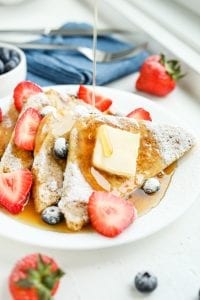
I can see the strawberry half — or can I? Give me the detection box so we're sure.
[14,108,42,151]
[77,85,112,112]
[127,108,152,121]
[88,191,137,237]
[136,54,184,97]
[9,253,65,300]
[13,81,43,112]
[0,107,2,122]
[0,169,32,214]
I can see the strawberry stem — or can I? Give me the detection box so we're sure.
[17,254,65,300]
[159,53,185,80]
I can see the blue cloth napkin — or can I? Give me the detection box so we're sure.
[26,22,148,86]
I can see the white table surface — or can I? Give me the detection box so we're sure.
[0,1,200,299]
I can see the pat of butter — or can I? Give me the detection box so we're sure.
[93,125,140,177]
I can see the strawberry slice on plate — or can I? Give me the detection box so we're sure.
[13,81,43,112]
[0,169,32,214]
[0,107,2,122]
[88,191,137,237]
[77,85,112,112]
[14,108,42,151]
[127,108,152,121]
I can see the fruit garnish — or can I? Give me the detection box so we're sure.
[53,137,68,159]
[41,206,64,225]
[142,178,160,194]
[14,107,42,151]
[0,169,32,214]
[88,191,136,237]
[126,108,152,121]
[13,81,43,112]
[9,253,65,300]
[134,271,158,293]
[136,54,184,97]
[0,107,2,122]
[77,85,112,112]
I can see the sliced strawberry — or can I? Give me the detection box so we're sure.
[0,108,2,122]
[77,85,112,112]
[0,169,32,214]
[14,108,42,151]
[88,191,136,237]
[127,108,152,121]
[13,81,42,112]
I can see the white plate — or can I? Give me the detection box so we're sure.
[0,85,199,250]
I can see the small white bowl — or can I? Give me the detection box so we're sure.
[0,42,27,98]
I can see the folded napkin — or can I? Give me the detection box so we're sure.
[26,22,149,86]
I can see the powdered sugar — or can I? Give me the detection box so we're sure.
[93,114,139,129]
[146,122,195,165]
[47,180,58,192]
[23,93,50,111]
[40,106,57,117]
[73,104,97,117]
[60,162,93,205]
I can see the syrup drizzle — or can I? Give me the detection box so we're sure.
[92,0,98,107]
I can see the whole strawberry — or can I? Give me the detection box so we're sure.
[136,54,184,96]
[9,253,65,300]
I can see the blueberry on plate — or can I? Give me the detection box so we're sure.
[142,178,160,194]
[41,206,64,225]
[53,137,68,159]
[135,271,158,293]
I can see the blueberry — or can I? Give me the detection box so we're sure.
[0,47,10,63]
[41,206,64,225]
[53,137,68,159]
[11,55,20,66]
[135,271,158,293]
[0,59,4,74]
[4,60,17,73]
[142,178,160,194]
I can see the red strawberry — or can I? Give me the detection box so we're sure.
[0,107,2,122]
[9,253,65,300]
[136,54,184,97]
[13,81,42,112]
[14,108,42,151]
[77,85,112,112]
[0,169,32,214]
[127,108,152,121]
[88,191,137,237]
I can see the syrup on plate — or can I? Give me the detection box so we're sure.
[12,163,176,233]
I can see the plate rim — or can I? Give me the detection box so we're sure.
[0,84,199,250]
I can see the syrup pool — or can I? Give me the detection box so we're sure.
[11,163,176,233]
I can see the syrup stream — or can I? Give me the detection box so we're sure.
[92,0,98,107]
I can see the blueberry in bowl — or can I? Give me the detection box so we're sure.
[0,42,26,98]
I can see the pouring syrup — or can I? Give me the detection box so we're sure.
[92,0,98,107]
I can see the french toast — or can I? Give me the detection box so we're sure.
[0,89,64,173]
[59,114,195,231]
[32,99,99,213]
[0,104,19,158]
